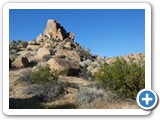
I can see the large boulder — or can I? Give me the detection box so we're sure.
[11,56,29,68]
[43,42,52,48]
[37,47,50,59]
[26,45,41,51]
[53,54,66,59]
[44,19,67,40]
[48,58,80,76]
[17,51,37,62]
[28,40,36,45]
[48,58,64,70]
[55,49,80,61]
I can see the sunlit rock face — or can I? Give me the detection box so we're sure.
[44,19,68,40]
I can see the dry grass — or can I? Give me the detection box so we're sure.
[90,100,139,109]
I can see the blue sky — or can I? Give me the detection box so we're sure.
[9,9,145,57]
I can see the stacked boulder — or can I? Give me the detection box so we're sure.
[9,19,82,76]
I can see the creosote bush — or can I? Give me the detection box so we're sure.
[94,57,145,100]
[18,65,64,102]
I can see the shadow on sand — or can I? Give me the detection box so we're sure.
[9,96,77,109]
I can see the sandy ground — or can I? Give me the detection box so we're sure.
[9,68,139,109]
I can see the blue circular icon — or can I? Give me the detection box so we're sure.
[137,89,158,110]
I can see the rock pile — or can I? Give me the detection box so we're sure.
[9,19,95,76]
[9,19,145,76]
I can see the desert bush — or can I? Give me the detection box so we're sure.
[18,41,28,48]
[18,65,64,102]
[94,57,145,100]
[18,40,22,43]
[18,68,33,83]
[31,65,60,84]
[22,80,64,102]
[77,87,107,108]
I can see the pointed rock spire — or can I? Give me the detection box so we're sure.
[44,19,68,40]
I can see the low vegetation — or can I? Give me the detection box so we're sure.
[18,65,64,102]
[94,57,145,100]
[77,86,107,108]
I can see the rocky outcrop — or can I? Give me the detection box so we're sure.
[11,56,29,68]
[44,19,67,40]
[55,49,80,61]
[9,18,145,78]
[9,18,145,110]
[67,32,74,41]
[26,45,41,51]
[105,53,145,64]
[9,54,19,62]
[43,19,75,42]
[48,58,80,76]
[17,51,37,63]
[28,40,36,45]
[37,47,50,59]
[64,38,79,48]
[43,42,52,48]
[9,49,17,54]
[64,42,71,50]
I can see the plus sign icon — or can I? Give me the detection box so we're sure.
[137,89,158,110]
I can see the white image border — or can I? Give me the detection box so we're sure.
[3,2,151,115]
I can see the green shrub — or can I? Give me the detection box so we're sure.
[18,40,22,43]
[31,65,60,84]
[18,65,64,102]
[18,41,28,48]
[18,65,61,84]
[94,57,145,99]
